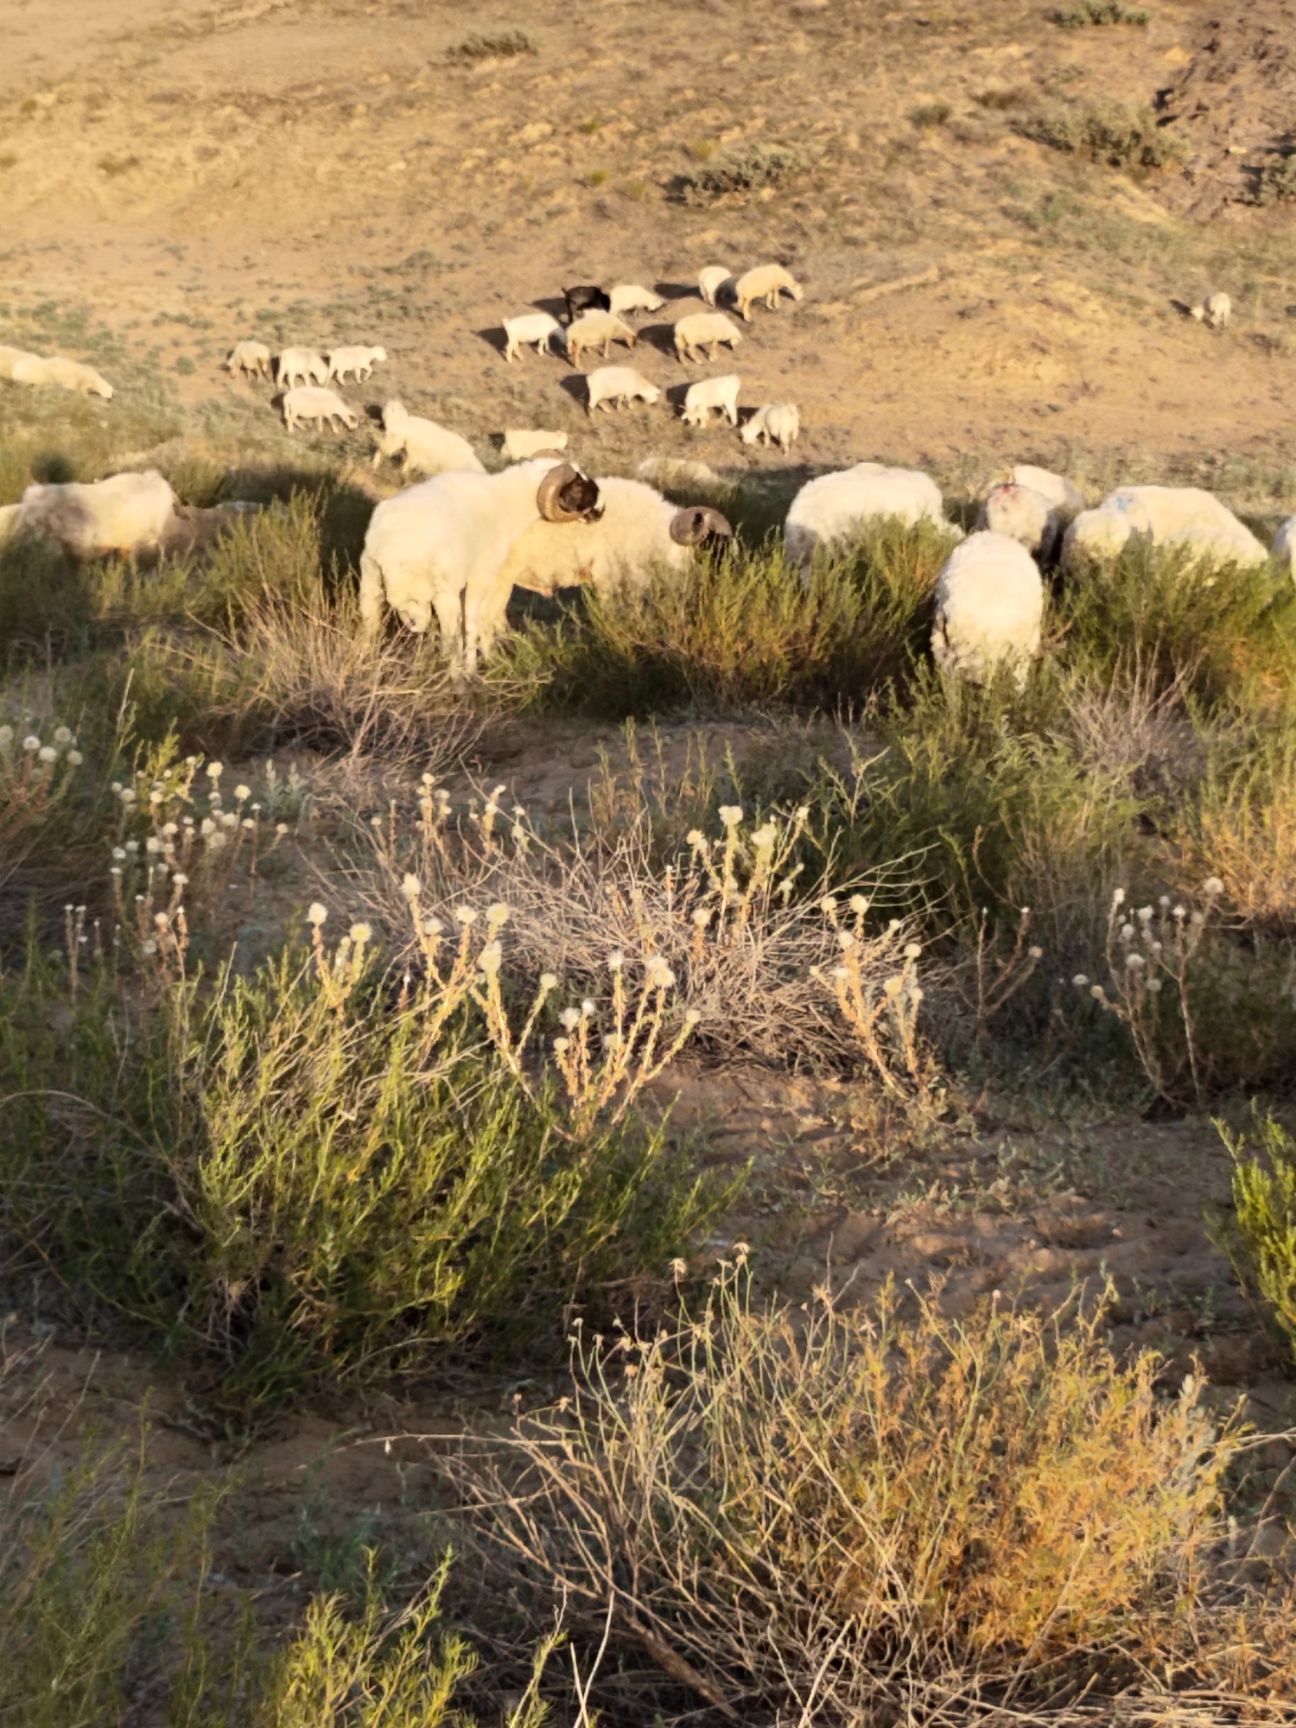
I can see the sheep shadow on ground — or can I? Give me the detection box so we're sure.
[637,321,679,358]
[554,373,591,412]
[474,325,510,359]
[663,381,692,415]
[530,296,568,322]
[655,281,698,302]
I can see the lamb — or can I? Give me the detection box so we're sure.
[563,284,611,324]
[326,344,387,383]
[680,373,740,429]
[282,385,359,434]
[932,531,1044,688]
[585,366,661,417]
[1272,517,1295,575]
[358,458,603,671]
[608,284,665,316]
[784,462,954,568]
[496,476,732,600]
[0,344,42,381]
[978,481,1063,566]
[502,429,570,462]
[10,354,114,399]
[566,310,637,367]
[698,265,733,308]
[733,263,803,322]
[276,347,329,388]
[224,340,272,380]
[1009,463,1084,519]
[10,469,177,559]
[739,402,800,452]
[1190,292,1231,330]
[372,400,484,476]
[1061,485,1269,571]
[673,311,743,364]
[502,311,562,363]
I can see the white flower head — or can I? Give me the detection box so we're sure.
[849,893,870,915]
[22,735,40,753]
[349,922,372,944]
[400,872,421,900]
[684,1007,702,1025]
[607,950,624,972]
[560,1007,581,1031]
[206,761,223,780]
[478,940,502,976]
[1072,974,1089,988]
[307,902,328,927]
[1028,945,1043,960]
[1111,887,1126,908]
[718,804,743,827]
[234,783,251,802]
[1126,953,1146,971]
[903,942,922,960]
[539,972,558,992]
[1202,876,1224,898]
[37,745,56,764]
[453,905,477,925]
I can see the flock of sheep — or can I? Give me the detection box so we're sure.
[2,263,1293,691]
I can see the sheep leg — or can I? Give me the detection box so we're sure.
[432,585,466,670]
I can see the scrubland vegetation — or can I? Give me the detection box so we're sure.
[2,414,1296,1724]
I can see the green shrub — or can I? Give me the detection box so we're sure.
[1022,103,1187,171]
[1218,1114,1296,1361]
[671,142,809,203]
[447,29,534,61]
[0,925,722,1413]
[909,102,952,128]
[1051,0,1149,25]
[1253,151,1296,206]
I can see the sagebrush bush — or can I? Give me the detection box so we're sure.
[1218,1113,1296,1362]
[451,1268,1267,1725]
[671,141,809,203]
[0,902,722,1409]
[1023,103,1188,170]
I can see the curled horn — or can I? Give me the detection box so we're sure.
[669,504,733,546]
[536,462,598,523]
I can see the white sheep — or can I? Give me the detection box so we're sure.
[932,531,1044,688]
[1061,485,1269,571]
[978,481,1063,565]
[674,311,743,364]
[784,462,954,568]
[276,347,329,388]
[502,312,562,363]
[1190,292,1231,330]
[1009,463,1084,519]
[566,310,637,367]
[282,386,359,434]
[1272,516,1295,575]
[502,429,569,462]
[326,344,387,383]
[10,354,114,399]
[740,402,800,452]
[733,263,803,322]
[10,470,177,559]
[496,476,732,600]
[0,344,42,381]
[224,341,272,380]
[585,366,661,417]
[635,455,722,490]
[608,284,665,316]
[681,373,740,429]
[371,400,484,476]
[698,265,733,309]
[358,458,604,671]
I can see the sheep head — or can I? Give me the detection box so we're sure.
[537,463,603,523]
[669,505,733,547]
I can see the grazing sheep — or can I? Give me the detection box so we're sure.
[608,283,665,316]
[978,481,1063,566]
[1009,463,1084,519]
[1272,516,1295,575]
[932,531,1044,688]
[698,265,733,308]
[1061,485,1269,571]
[674,311,743,364]
[585,365,661,417]
[224,340,272,380]
[681,373,741,429]
[371,400,484,477]
[282,386,359,434]
[563,284,611,324]
[502,311,562,363]
[784,462,954,568]
[1190,292,1232,330]
[276,347,329,388]
[10,354,114,399]
[326,344,387,383]
[739,402,800,452]
[566,310,637,366]
[157,499,269,556]
[502,429,570,462]
[733,263,803,322]
[496,476,732,600]
[11,469,177,559]
[0,344,43,381]
[0,502,23,543]
[358,458,603,671]
[636,455,722,490]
